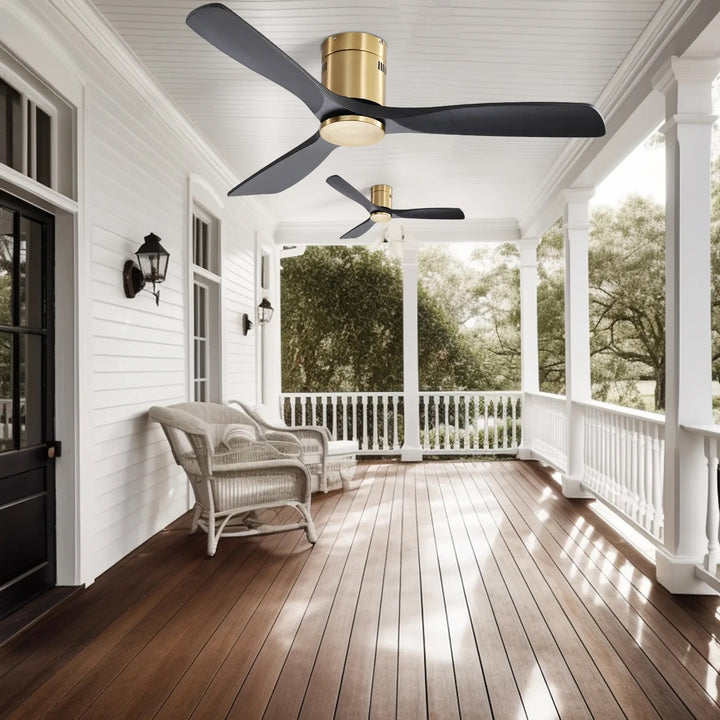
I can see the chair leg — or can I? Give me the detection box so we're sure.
[300,505,317,544]
[189,503,203,534]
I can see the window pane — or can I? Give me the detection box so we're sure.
[19,217,44,329]
[20,333,43,448]
[36,108,51,188]
[0,79,22,171]
[0,209,13,327]
[0,332,12,451]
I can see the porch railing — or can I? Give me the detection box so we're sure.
[523,392,567,471]
[279,391,522,456]
[580,400,665,544]
[523,392,665,545]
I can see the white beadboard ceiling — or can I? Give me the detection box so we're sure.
[89,0,708,241]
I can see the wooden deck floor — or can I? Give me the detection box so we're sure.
[2,460,720,719]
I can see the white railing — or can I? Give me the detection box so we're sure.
[523,392,567,471]
[279,391,522,456]
[419,391,521,454]
[281,392,404,453]
[682,424,720,592]
[580,400,665,544]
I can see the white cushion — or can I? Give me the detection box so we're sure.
[327,439,359,456]
[222,423,257,449]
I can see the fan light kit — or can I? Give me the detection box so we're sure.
[187,3,606,197]
[327,175,465,239]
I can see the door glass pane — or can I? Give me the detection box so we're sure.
[19,217,44,329]
[0,79,22,171]
[19,333,43,448]
[36,108,51,188]
[0,208,13,326]
[0,331,13,451]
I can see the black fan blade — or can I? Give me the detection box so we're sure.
[326,176,374,212]
[228,132,336,196]
[340,218,376,239]
[381,102,605,138]
[392,207,465,220]
[187,3,328,116]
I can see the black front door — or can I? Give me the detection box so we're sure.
[0,191,55,620]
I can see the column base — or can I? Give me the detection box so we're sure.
[561,474,594,499]
[655,548,718,595]
[517,447,533,461]
[401,446,423,462]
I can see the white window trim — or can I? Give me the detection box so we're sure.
[0,60,59,190]
[187,175,224,403]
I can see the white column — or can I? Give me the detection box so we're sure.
[562,189,594,498]
[401,241,422,461]
[517,237,540,460]
[653,56,720,593]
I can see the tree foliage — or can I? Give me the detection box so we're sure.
[281,245,488,392]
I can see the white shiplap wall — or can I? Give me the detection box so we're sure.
[0,0,274,581]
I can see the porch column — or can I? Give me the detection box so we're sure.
[562,189,594,498]
[654,55,720,593]
[401,241,422,461]
[517,237,540,460]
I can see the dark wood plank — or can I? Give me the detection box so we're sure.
[432,464,525,720]
[333,464,398,720]
[261,466,384,720]
[367,463,405,720]
[414,464,461,720]
[395,463,427,720]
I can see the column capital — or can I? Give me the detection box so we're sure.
[653,55,720,95]
[517,237,540,267]
[560,187,595,205]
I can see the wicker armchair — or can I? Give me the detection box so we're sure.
[149,402,316,556]
[227,399,358,493]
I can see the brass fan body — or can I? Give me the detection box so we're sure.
[320,32,387,147]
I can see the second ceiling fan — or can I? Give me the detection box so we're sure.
[327,175,464,239]
[186,3,606,197]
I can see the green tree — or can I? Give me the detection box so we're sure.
[280,245,488,392]
[589,195,666,409]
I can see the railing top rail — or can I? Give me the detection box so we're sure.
[419,390,521,398]
[280,392,403,399]
[681,423,720,439]
[574,398,665,425]
[523,391,565,402]
[280,390,521,399]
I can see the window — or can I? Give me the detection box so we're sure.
[191,205,221,402]
[0,75,54,189]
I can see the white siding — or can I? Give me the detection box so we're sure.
[0,1,274,581]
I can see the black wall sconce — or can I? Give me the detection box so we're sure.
[123,232,170,306]
[258,298,274,324]
[241,313,253,335]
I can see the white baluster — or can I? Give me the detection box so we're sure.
[422,395,429,450]
[434,395,440,450]
[705,437,719,573]
[362,395,369,451]
[393,394,400,450]
[483,397,489,450]
[372,395,379,452]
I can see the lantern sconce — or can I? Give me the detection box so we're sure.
[123,232,170,306]
[257,297,274,325]
[241,313,253,336]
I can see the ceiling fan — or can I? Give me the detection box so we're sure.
[186,3,606,197]
[327,175,464,239]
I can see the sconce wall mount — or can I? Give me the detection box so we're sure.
[123,232,170,306]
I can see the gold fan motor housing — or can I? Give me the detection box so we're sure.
[319,32,387,147]
[370,184,392,222]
